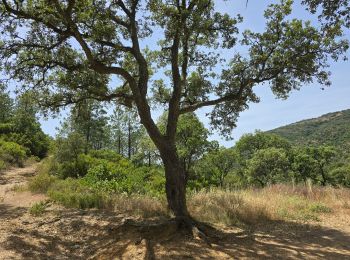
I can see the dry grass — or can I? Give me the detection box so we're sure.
[110,194,168,218]
[188,189,271,226]
[188,185,350,226]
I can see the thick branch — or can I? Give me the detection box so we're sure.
[39,91,133,109]
[179,95,234,114]
[167,2,182,140]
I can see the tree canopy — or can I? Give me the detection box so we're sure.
[0,0,348,219]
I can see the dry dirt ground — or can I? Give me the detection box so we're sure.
[0,165,350,259]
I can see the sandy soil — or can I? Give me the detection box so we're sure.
[0,165,349,259]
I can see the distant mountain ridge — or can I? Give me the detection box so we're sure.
[267,109,350,147]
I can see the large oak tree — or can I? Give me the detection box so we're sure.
[0,0,348,221]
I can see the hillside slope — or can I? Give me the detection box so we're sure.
[267,109,350,147]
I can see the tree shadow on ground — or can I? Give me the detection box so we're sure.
[99,218,350,259]
[1,207,350,259]
[0,204,27,220]
[0,173,11,185]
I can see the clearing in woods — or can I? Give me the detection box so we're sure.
[0,164,349,259]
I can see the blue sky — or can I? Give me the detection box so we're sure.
[38,0,350,146]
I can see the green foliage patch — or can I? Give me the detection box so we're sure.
[29,201,47,217]
[48,179,108,209]
[0,139,27,167]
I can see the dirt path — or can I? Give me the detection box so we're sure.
[0,165,350,259]
[0,164,46,207]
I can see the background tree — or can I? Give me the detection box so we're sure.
[110,107,128,155]
[235,131,292,167]
[193,147,239,188]
[0,84,13,124]
[158,112,215,180]
[329,165,350,187]
[66,99,111,152]
[110,107,143,158]
[6,93,49,158]
[54,132,87,178]
[0,0,347,222]
[309,145,337,185]
[291,147,318,183]
[246,147,291,186]
[134,131,160,166]
[302,0,350,28]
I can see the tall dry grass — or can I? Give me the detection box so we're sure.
[188,189,271,225]
[188,184,350,226]
[110,194,168,218]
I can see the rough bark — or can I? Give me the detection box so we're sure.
[128,118,132,159]
[159,144,189,219]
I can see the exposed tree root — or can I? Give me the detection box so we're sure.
[117,216,218,247]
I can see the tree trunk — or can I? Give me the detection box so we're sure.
[128,119,132,159]
[160,147,189,219]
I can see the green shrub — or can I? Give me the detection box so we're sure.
[29,172,58,193]
[131,167,165,196]
[0,159,6,171]
[309,203,332,213]
[82,160,132,193]
[47,178,108,209]
[0,123,14,134]
[330,166,350,187]
[82,163,165,196]
[29,201,47,216]
[88,149,126,164]
[48,140,166,196]
[54,150,132,179]
[0,139,27,166]
[56,154,93,178]
[3,132,49,159]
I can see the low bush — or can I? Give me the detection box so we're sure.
[29,201,47,216]
[0,123,14,134]
[29,171,58,193]
[309,203,332,213]
[82,164,165,196]
[47,178,108,209]
[45,177,167,217]
[88,149,127,164]
[330,166,350,187]
[0,160,6,172]
[55,150,133,179]
[0,139,27,167]
[28,158,60,193]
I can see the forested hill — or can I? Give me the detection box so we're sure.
[267,109,350,147]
